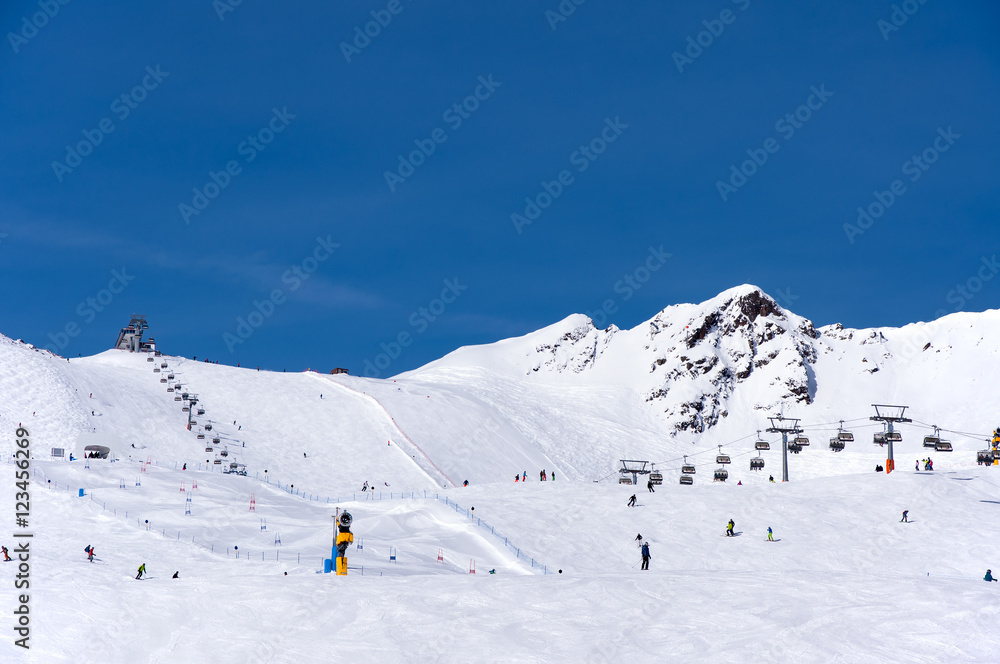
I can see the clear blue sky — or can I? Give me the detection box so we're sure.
[1,1,998,376]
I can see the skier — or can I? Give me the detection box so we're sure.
[362,481,368,492]
[640,541,651,570]
[767,527,774,542]
[986,569,997,582]
[726,519,735,537]
[522,471,527,482]
[136,563,146,580]
[635,533,643,543]
[172,571,179,579]
[514,475,519,482]
[927,458,934,471]
[647,479,654,493]
[463,480,469,487]
[915,460,920,471]
[627,494,637,507]
[552,471,555,481]
[182,463,186,471]
[539,470,545,481]
[900,510,909,523]
[769,475,775,483]
[2,546,11,561]
[87,545,95,562]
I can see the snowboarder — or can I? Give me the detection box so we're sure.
[767,527,774,542]
[640,542,651,570]
[726,519,735,537]
[2,546,10,561]
[900,510,909,523]
[136,563,146,580]
[986,569,997,582]
[627,494,637,507]
[647,479,654,493]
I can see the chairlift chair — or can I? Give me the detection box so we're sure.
[159,378,167,383]
[794,436,810,447]
[146,357,154,362]
[167,387,174,392]
[873,432,886,446]
[715,446,731,464]
[619,476,633,485]
[838,431,854,442]
[750,457,765,471]
[679,475,693,485]
[886,432,902,443]
[788,441,802,454]
[977,450,993,465]
[204,423,212,431]
[923,427,941,448]
[197,408,205,416]
[213,458,222,465]
[219,449,228,457]
[153,367,160,373]
[829,437,845,452]
[182,406,189,412]
[713,468,728,482]
[212,437,220,444]
[755,440,770,451]
[197,433,205,440]
[205,447,213,453]
[649,471,663,485]
[160,362,167,368]
[681,456,696,474]
[167,373,174,379]
[935,440,952,452]
[174,396,181,401]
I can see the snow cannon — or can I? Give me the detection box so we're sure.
[336,512,354,576]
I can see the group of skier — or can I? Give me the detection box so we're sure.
[513,469,555,482]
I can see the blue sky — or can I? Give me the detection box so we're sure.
[1,1,998,376]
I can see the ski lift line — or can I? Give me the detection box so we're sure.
[911,419,992,439]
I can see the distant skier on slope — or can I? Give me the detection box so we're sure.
[640,542,651,570]
[135,563,146,580]
[627,494,637,507]
[900,510,909,523]
[986,569,997,582]
[767,527,774,542]
[769,475,775,483]
[647,479,654,493]
[86,545,95,562]
[514,475,519,482]
[726,519,735,537]
[915,460,920,471]
[2,546,11,561]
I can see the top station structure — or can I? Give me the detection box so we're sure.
[115,315,156,353]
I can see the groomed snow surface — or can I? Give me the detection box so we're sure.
[1,309,1000,663]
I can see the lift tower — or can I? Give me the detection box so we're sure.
[767,416,803,482]
[870,404,910,473]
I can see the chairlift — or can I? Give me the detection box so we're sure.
[794,435,810,447]
[182,406,189,412]
[680,475,693,485]
[750,457,764,471]
[174,383,182,390]
[160,362,167,368]
[923,426,941,448]
[713,468,728,482]
[649,467,663,485]
[159,378,167,383]
[681,456,696,474]
[837,421,854,442]
[619,476,633,485]
[715,446,731,465]
[212,437,220,444]
[213,458,222,465]
[220,450,228,457]
[977,450,994,465]
[167,373,174,379]
[788,441,802,454]
[174,396,182,401]
[197,408,205,416]
[153,367,160,373]
[935,440,952,452]
[205,447,213,453]
[873,432,886,446]
[167,387,174,392]
[829,437,845,452]
[197,433,205,440]
[755,440,770,451]
[204,423,212,431]
[146,357,154,362]
[886,432,902,443]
